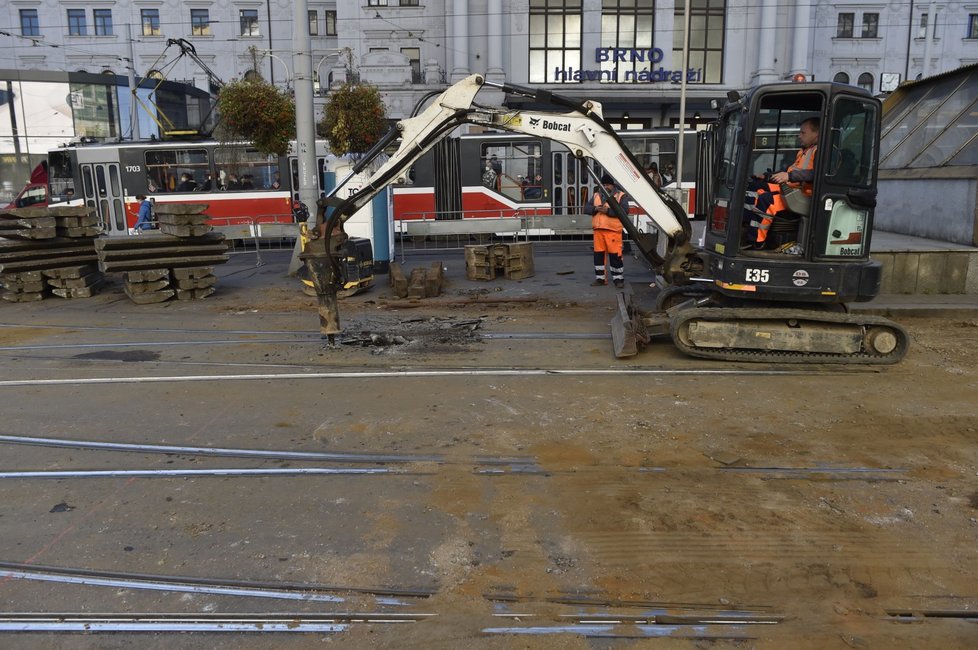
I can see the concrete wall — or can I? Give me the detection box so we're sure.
[874,250,978,294]
[876,178,978,246]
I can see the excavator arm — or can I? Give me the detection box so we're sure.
[308,74,699,337]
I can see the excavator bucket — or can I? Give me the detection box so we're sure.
[611,286,644,358]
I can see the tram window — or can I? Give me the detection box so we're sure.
[48,151,75,201]
[214,147,278,191]
[82,166,94,198]
[144,148,208,193]
[480,141,541,202]
[108,164,121,196]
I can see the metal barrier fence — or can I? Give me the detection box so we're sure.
[210,214,301,266]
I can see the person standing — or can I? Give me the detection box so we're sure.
[133,195,154,233]
[584,174,629,288]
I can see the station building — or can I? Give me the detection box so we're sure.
[2,1,978,197]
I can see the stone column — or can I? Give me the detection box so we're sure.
[486,0,504,82]
[451,0,470,82]
[790,2,811,80]
[754,0,779,84]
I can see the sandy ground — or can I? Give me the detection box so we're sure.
[0,247,975,648]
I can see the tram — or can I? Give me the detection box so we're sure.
[45,139,335,235]
[392,128,699,227]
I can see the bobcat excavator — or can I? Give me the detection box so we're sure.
[303,74,908,364]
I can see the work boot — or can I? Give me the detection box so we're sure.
[613,279,624,289]
[591,279,607,286]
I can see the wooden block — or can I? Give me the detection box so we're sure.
[158,223,213,237]
[425,261,443,298]
[157,213,210,226]
[124,278,171,294]
[0,227,58,240]
[175,287,216,300]
[57,226,102,238]
[125,268,170,282]
[173,275,217,290]
[152,204,208,216]
[51,281,103,298]
[46,272,103,289]
[2,289,46,302]
[0,216,57,230]
[55,215,99,228]
[124,287,175,304]
[1,279,46,292]
[43,264,100,279]
[407,267,427,299]
[171,266,214,280]
[1,270,44,282]
[389,261,408,298]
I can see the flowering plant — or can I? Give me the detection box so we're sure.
[318,83,388,156]
[217,78,296,156]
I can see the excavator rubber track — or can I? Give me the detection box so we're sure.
[668,307,909,364]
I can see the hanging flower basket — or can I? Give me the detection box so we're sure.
[318,83,388,156]
[218,78,296,156]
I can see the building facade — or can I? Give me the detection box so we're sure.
[2,2,978,129]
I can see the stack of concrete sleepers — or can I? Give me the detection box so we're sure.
[96,230,228,304]
[0,206,101,301]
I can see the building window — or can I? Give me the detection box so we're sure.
[918,13,928,38]
[368,0,389,6]
[837,12,854,38]
[141,9,160,36]
[861,13,878,38]
[600,0,654,83]
[240,10,260,37]
[400,0,420,5]
[673,0,725,85]
[857,72,873,93]
[325,11,337,35]
[833,71,850,85]
[308,11,318,35]
[67,9,87,36]
[529,0,582,84]
[402,47,421,83]
[20,9,40,37]
[94,9,113,36]
[191,9,211,36]
[968,14,978,39]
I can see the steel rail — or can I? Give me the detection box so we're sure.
[0,561,435,599]
[0,468,414,479]
[0,367,817,388]
[0,612,434,632]
[0,434,534,467]
[0,569,414,605]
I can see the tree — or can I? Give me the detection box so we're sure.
[217,78,296,156]
[318,83,388,156]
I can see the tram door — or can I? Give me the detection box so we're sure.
[80,162,127,235]
[551,151,590,215]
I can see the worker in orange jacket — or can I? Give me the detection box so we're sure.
[750,117,819,244]
[585,174,629,288]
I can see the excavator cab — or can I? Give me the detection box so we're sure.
[699,83,882,305]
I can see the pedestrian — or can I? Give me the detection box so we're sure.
[133,194,154,233]
[645,162,662,189]
[584,174,628,288]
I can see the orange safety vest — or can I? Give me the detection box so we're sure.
[752,144,817,243]
[787,144,817,196]
[591,191,625,233]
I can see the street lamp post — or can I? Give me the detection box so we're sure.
[315,48,347,94]
[256,50,291,86]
